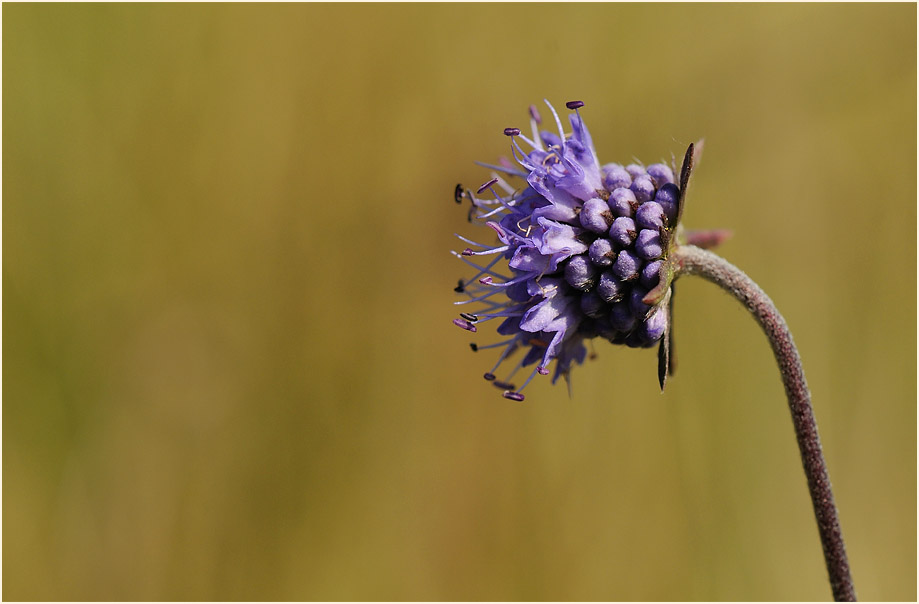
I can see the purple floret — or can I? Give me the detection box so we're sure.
[612,249,642,281]
[636,229,663,260]
[625,163,646,179]
[609,216,637,248]
[635,201,665,230]
[608,187,639,217]
[588,238,616,267]
[637,307,668,343]
[654,183,680,223]
[602,164,632,190]
[640,260,663,289]
[630,174,656,203]
[579,197,614,234]
[654,182,679,205]
[597,271,625,303]
[564,255,598,291]
[629,286,651,319]
[646,163,674,188]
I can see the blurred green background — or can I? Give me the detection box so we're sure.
[3,3,915,601]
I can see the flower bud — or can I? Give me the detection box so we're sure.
[646,163,674,188]
[608,187,639,218]
[588,238,616,267]
[579,197,613,234]
[636,229,663,260]
[602,164,632,190]
[609,216,637,248]
[636,201,666,230]
[564,255,598,291]
[630,174,656,202]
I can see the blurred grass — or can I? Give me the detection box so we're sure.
[3,3,915,601]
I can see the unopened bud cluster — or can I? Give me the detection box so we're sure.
[567,161,677,349]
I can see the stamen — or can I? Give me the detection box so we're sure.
[511,364,544,398]
[544,99,566,145]
[454,183,464,204]
[487,337,523,376]
[503,127,521,136]
[528,111,545,152]
[452,253,506,280]
[567,100,585,139]
[472,309,524,323]
[508,136,537,170]
[452,255,502,295]
[471,339,515,351]
[476,203,515,220]
[469,343,478,352]
[483,373,496,381]
[460,313,478,322]
[454,234,494,248]
[493,176,516,195]
[514,132,542,150]
[503,391,525,402]
[493,380,516,390]
[529,104,542,124]
[476,178,499,194]
[477,271,533,289]
[537,366,550,375]
[453,288,505,306]
[539,334,561,369]
[474,161,528,178]
[452,318,477,332]
[461,244,509,257]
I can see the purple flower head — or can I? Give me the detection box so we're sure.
[453,100,688,400]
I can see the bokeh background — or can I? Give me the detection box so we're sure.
[4,3,916,601]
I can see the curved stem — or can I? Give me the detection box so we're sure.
[671,244,855,602]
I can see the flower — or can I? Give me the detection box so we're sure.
[453,100,691,401]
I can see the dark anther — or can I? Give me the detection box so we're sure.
[493,380,516,390]
[461,248,475,256]
[469,343,478,352]
[483,372,496,381]
[460,313,478,322]
[566,100,585,110]
[453,318,476,332]
[503,127,520,136]
[503,391,525,401]
[454,183,464,204]
[454,279,465,293]
[476,178,498,194]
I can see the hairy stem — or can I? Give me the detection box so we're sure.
[671,244,855,602]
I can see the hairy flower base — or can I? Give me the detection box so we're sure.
[453,101,685,400]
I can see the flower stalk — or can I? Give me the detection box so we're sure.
[672,244,856,602]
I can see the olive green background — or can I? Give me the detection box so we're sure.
[4,3,916,601]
